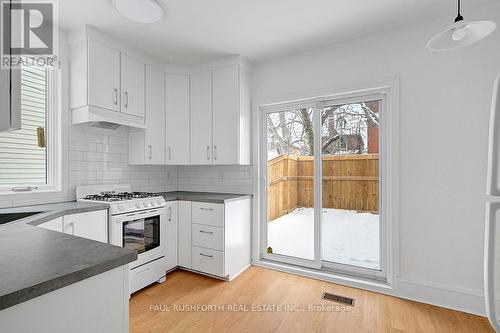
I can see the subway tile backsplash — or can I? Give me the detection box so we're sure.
[177,165,253,194]
[67,124,177,197]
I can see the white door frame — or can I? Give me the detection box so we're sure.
[258,81,398,284]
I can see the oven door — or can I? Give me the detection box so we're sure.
[111,207,167,269]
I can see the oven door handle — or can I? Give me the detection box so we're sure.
[112,208,165,223]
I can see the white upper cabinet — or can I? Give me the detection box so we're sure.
[129,65,166,165]
[166,73,190,165]
[145,66,166,164]
[189,64,251,165]
[69,27,148,128]
[213,64,239,165]
[87,39,121,112]
[190,71,213,165]
[120,54,145,118]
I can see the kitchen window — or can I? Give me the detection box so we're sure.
[0,65,61,194]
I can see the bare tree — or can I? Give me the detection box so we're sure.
[267,102,379,159]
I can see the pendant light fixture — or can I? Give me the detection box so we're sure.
[113,0,165,24]
[427,0,496,51]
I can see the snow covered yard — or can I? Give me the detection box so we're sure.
[268,207,380,269]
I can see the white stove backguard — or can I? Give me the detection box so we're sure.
[76,184,133,199]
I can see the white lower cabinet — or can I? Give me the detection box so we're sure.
[38,217,63,232]
[38,210,108,243]
[178,201,192,269]
[63,210,108,243]
[165,201,178,272]
[177,198,251,280]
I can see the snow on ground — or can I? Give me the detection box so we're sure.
[268,207,380,269]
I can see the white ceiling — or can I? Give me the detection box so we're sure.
[59,0,496,65]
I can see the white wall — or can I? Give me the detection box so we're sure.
[252,2,500,315]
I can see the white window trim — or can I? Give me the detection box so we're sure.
[0,67,62,196]
[256,79,399,287]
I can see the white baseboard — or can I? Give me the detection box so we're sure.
[396,278,485,316]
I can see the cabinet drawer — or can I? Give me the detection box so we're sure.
[192,224,224,251]
[192,202,224,227]
[191,246,224,277]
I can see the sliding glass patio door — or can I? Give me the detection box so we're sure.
[262,107,322,268]
[261,92,386,280]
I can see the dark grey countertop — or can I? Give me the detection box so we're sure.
[0,201,137,310]
[157,191,252,204]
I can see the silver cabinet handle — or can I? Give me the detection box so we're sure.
[148,145,152,160]
[199,230,214,234]
[199,208,214,211]
[124,91,129,108]
[168,206,172,221]
[66,222,75,235]
[200,253,213,258]
[113,88,118,105]
[206,146,210,160]
[214,145,217,160]
[168,147,171,161]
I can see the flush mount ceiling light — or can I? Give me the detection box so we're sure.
[427,0,496,51]
[113,0,164,24]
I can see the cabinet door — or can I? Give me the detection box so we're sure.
[165,201,178,271]
[166,73,190,164]
[145,66,166,164]
[63,210,108,243]
[121,54,145,118]
[190,71,213,164]
[88,40,120,112]
[178,201,192,268]
[213,65,239,165]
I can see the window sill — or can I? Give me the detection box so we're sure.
[0,186,63,196]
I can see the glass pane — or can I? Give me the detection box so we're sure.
[266,108,315,260]
[321,100,381,270]
[0,65,47,186]
[123,216,160,254]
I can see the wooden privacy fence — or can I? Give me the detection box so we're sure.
[267,154,379,221]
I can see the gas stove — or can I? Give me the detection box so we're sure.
[76,184,166,215]
[77,184,169,294]
[84,192,157,202]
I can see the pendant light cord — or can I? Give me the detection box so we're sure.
[455,0,464,22]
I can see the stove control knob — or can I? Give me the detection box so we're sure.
[118,205,125,211]
[156,200,162,205]
[143,202,148,207]
[150,201,156,206]
[135,203,141,209]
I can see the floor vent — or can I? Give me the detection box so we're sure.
[321,292,355,306]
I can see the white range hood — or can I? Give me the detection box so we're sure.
[72,106,146,129]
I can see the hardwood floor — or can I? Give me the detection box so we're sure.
[129,266,493,333]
